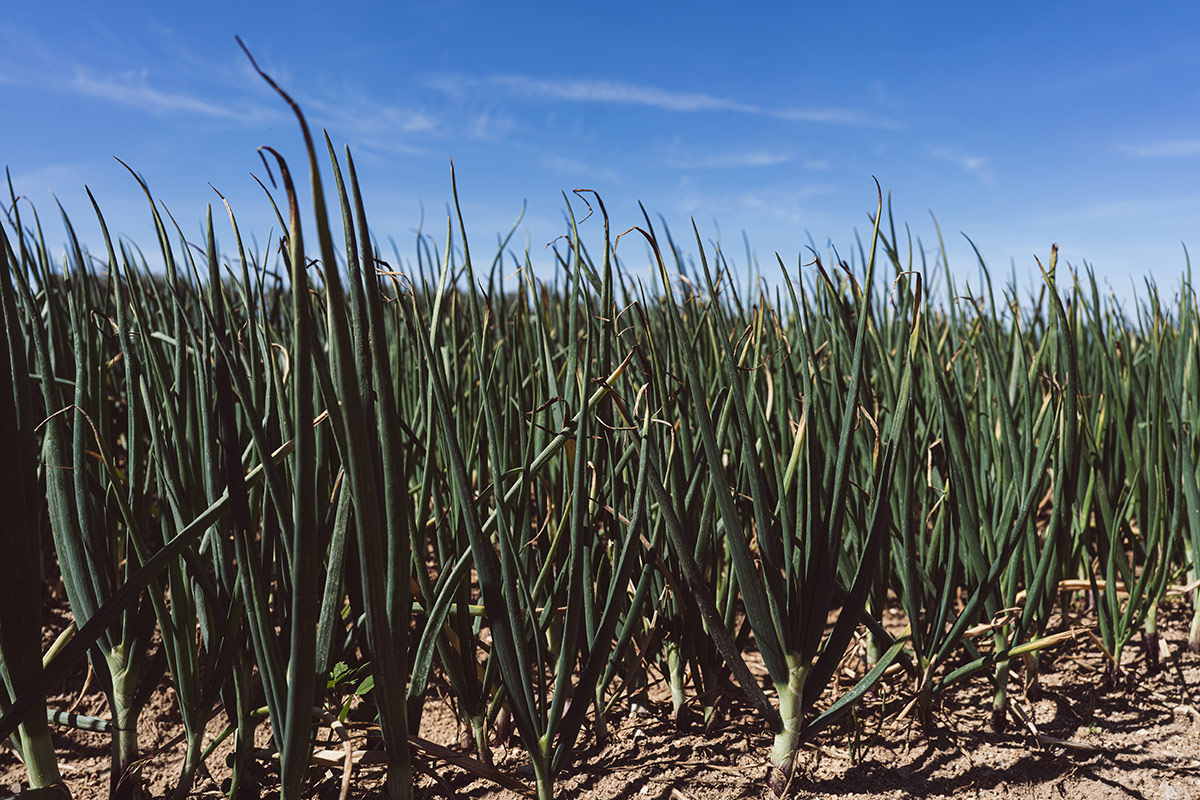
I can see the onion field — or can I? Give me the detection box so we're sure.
[2,62,1200,800]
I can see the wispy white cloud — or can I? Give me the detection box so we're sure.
[667,150,794,169]
[672,181,838,234]
[539,154,620,183]
[295,90,442,159]
[772,108,893,127]
[929,146,994,185]
[7,163,93,196]
[465,110,514,141]
[735,184,837,220]
[492,75,758,113]
[301,93,515,159]
[431,74,899,128]
[0,23,279,125]
[667,151,830,171]
[311,97,440,136]
[70,67,246,119]
[1118,138,1200,158]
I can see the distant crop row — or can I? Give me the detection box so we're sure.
[2,62,1199,800]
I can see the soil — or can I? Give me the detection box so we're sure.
[3,596,1199,800]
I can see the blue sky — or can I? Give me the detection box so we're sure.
[3,2,1199,302]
